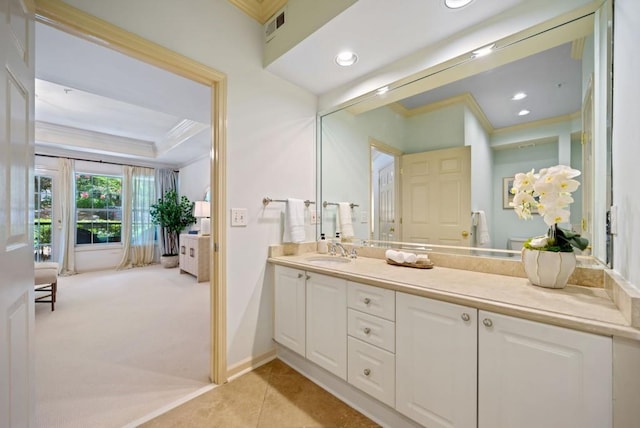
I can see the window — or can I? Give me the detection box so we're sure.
[34,174,53,261]
[75,174,122,245]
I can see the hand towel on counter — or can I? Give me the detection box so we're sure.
[475,210,491,247]
[283,198,305,243]
[338,202,354,238]
[385,250,405,264]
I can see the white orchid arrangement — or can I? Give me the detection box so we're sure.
[510,165,589,253]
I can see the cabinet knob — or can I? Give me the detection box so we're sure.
[363,368,371,376]
[363,327,371,335]
[483,318,493,327]
[297,273,303,279]
[461,313,470,322]
[363,297,371,305]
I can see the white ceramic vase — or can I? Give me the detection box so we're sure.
[521,248,576,289]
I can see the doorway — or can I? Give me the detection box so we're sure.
[35,0,227,388]
[370,139,402,243]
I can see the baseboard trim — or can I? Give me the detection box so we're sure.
[226,348,277,381]
[122,383,218,427]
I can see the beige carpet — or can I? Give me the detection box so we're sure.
[35,264,211,428]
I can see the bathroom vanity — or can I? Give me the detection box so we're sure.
[269,248,639,428]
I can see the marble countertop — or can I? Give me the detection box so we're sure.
[268,254,640,341]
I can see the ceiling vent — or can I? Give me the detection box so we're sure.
[265,6,286,43]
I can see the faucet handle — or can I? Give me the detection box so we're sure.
[349,248,358,259]
[328,243,336,255]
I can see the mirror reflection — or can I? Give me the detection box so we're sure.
[320,12,607,258]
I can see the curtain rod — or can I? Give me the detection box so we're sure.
[35,153,179,172]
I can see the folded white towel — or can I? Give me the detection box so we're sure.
[283,198,305,243]
[416,254,430,263]
[404,253,417,264]
[338,202,354,238]
[475,210,491,247]
[385,249,405,264]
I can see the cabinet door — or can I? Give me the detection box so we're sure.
[306,273,347,380]
[396,292,477,428]
[274,266,306,357]
[478,310,612,428]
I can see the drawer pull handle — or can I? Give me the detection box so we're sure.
[483,318,493,327]
[363,368,371,376]
[363,327,371,335]
[461,313,470,322]
[363,297,371,305]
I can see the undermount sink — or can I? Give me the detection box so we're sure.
[305,256,352,266]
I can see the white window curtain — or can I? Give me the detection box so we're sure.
[117,166,156,269]
[57,158,76,276]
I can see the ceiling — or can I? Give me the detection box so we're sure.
[34,0,588,167]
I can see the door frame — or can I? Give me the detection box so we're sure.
[34,0,228,384]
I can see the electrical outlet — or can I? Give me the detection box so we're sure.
[231,208,248,227]
[310,210,319,225]
[360,211,368,223]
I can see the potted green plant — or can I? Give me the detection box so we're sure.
[150,189,196,268]
[510,165,589,288]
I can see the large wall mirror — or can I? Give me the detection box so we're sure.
[319,4,613,266]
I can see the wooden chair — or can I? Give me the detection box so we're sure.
[34,262,59,311]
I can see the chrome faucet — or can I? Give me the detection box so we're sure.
[334,242,348,257]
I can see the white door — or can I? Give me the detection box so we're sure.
[0,0,35,426]
[378,161,396,242]
[306,272,347,380]
[273,265,306,357]
[401,146,471,246]
[395,292,477,428]
[478,310,612,428]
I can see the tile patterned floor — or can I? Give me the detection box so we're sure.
[141,359,380,428]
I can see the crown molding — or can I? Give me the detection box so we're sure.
[227,0,287,24]
[35,121,156,158]
[156,119,209,155]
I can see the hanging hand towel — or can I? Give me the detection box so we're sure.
[475,210,491,247]
[283,198,306,243]
[338,202,354,238]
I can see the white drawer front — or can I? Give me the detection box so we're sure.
[348,309,395,353]
[347,281,395,321]
[348,337,395,408]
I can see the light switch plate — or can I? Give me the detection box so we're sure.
[360,211,368,223]
[231,208,248,227]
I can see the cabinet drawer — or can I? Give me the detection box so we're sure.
[348,337,395,408]
[347,281,395,321]
[348,309,395,353]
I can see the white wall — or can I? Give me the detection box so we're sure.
[179,156,210,204]
[612,0,640,288]
[62,0,317,368]
[404,104,464,153]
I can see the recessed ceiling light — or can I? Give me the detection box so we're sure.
[518,109,531,116]
[511,92,527,101]
[335,51,358,67]
[376,86,389,95]
[445,0,474,9]
[472,44,495,58]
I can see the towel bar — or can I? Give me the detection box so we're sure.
[262,197,315,208]
[323,201,359,209]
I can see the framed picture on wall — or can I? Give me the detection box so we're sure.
[503,177,515,209]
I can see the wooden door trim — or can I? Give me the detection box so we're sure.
[33,0,228,384]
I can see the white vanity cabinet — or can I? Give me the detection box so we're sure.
[478,310,612,428]
[179,234,209,282]
[306,272,348,379]
[395,292,478,428]
[273,265,306,357]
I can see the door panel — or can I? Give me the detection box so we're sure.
[1,0,35,426]
[402,146,471,246]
